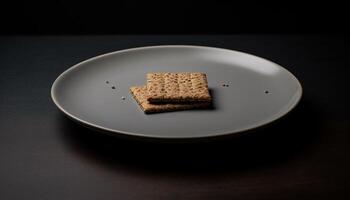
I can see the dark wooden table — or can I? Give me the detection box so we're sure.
[1,35,349,200]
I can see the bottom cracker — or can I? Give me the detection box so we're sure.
[130,86,210,113]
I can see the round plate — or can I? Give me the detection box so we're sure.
[51,45,302,140]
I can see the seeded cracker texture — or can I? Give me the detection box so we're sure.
[130,86,210,113]
[146,72,212,103]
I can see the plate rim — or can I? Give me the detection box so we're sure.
[51,45,303,139]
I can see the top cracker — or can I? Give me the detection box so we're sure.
[146,72,211,103]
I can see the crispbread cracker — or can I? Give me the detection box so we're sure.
[146,72,211,103]
[130,86,210,113]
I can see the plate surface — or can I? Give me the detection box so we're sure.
[51,46,302,139]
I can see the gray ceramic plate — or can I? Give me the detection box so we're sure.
[51,45,302,140]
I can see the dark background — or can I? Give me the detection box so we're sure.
[1,0,349,34]
[1,1,350,200]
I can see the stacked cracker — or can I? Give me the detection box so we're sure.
[130,72,212,113]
